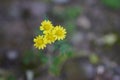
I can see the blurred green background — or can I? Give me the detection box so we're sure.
[0,0,120,80]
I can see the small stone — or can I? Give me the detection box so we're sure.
[97,65,105,75]
[103,34,117,45]
[71,32,84,46]
[6,50,18,60]
[77,16,91,29]
[26,70,34,80]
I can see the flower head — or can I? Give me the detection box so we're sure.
[33,35,47,49]
[40,20,53,33]
[44,31,56,44]
[34,20,67,50]
[53,26,67,40]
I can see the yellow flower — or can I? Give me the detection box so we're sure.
[44,31,56,44]
[33,35,47,49]
[53,26,66,40]
[33,20,67,50]
[40,20,53,33]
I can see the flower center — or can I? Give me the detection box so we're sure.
[38,39,43,45]
[56,30,62,36]
[44,24,50,30]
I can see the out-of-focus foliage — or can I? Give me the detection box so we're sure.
[0,77,5,80]
[49,41,74,76]
[21,50,41,70]
[7,75,16,80]
[35,28,43,35]
[22,51,35,65]
[38,53,48,64]
[63,6,81,20]
[50,6,82,22]
[49,52,74,76]
[102,0,120,9]
[89,54,100,65]
[65,21,76,38]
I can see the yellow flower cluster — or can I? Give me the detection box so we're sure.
[33,20,67,50]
